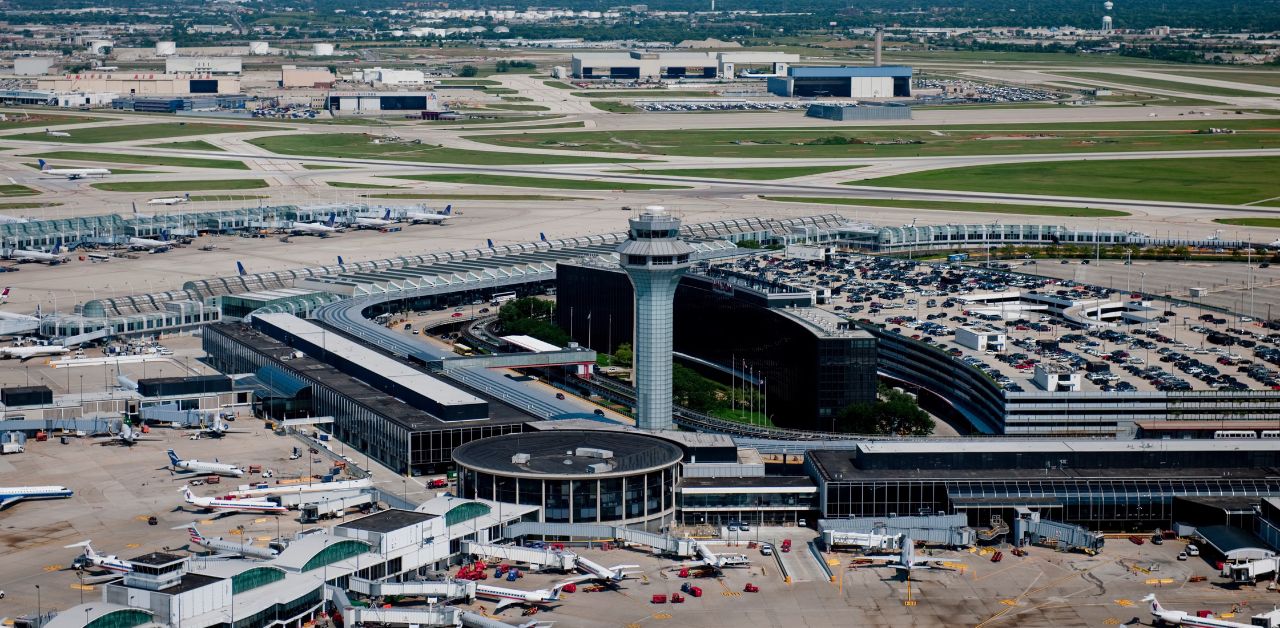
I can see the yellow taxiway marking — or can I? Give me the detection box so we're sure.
[125,543,140,549]
[652,613,672,620]
[1000,599,1018,606]
[44,564,63,572]
[71,584,95,591]
[1105,618,1121,625]
[1114,599,1134,607]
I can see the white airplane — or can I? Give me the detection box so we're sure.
[476,582,566,611]
[1269,239,1280,248]
[685,541,751,569]
[182,523,279,559]
[189,418,246,440]
[37,159,109,180]
[0,215,29,224]
[96,423,160,447]
[167,449,246,478]
[128,232,170,251]
[147,193,190,206]
[861,537,962,573]
[291,212,340,236]
[4,242,66,265]
[0,485,73,509]
[1144,594,1261,628]
[66,540,134,574]
[352,208,394,229]
[179,485,287,515]
[0,345,69,360]
[45,129,71,138]
[568,556,642,584]
[405,204,452,225]
[227,477,372,499]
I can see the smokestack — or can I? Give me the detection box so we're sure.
[874,27,883,66]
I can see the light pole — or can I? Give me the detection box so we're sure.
[35,585,41,626]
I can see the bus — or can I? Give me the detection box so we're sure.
[491,291,517,305]
[453,343,474,356]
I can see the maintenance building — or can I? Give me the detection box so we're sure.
[768,66,913,98]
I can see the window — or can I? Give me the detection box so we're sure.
[232,566,286,593]
[301,540,369,572]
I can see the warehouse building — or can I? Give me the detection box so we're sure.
[37,73,241,96]
[768,66,913,98]
[805,102,911,121]
[570,50,797,80]
[281,65,335,88]
[203,322,530,474]
[323,90,440,113]
[12,56,58,76]
[453,430,684,531]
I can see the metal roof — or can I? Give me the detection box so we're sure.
[453,430,683,477]
[1197,525,1276,560]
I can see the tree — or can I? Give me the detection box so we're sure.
[835,386,934,436]
[612,342,633,367]
[459,65,479,77]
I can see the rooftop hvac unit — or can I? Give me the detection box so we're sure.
[512,453,531,464]
[586,463,612,474]
[575,447,614,459]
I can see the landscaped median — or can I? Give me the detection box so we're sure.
[26,151,247,170]
[390,173,689,191]
[90,179,269,193]
[761,196,1128,218]
[247,133,641,166]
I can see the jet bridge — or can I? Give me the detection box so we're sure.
[503,522,699,558]
[347,576,475,601]
[461,541,578,571]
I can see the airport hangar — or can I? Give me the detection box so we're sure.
[768,65,914,98]
[570,50,798,80]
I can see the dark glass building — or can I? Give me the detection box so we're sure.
[556,262,877,430]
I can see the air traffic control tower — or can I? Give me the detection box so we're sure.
[618,206,694,431]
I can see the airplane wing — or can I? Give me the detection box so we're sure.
[557,574,597,586]
[0,496,22,509]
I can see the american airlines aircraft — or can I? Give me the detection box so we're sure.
[859,537,963,573]
[0,485,73,509]
[66,540,134,573]
[96,423,160,447]
[352,208,394,229]
[405,204,452,225]
[1144,594,1265,628]
[476,582,567,611]
[182,524,279,559]
[0,345,69,360]
[291,212,339,236]
[147,193,190,206]
[167,449,246,477]
[37,159,110,180]
[179,485,287,515]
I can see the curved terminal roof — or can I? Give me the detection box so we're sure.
[453,430,683,478]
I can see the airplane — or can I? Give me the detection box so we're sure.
[487,238,495,248]
[475,582,566,612]
[290,212,340,236]
[405,204,452,225]
[167,449,246,478]
[128,231,170,251]
[96,423,160,447]
[45,129,71,138]
[352,208,394,229]
[0,485,73,510]
[1,287,8,302]
[0,215,29,224]
[181,523,279,559]
[131,202,151,220]
[0,345,69,360]
[565,556,642,585]
[65,540,133,573]
[189,418,246,440]
[227,477,372,499]
[1144,594,1261,628]
[4,241,66,265]
[859,537,962,573]
[147,193,190,206]
[179,485,287,515]
[1270,239,1280,248]
[37,159,109,180]
[683,541,751,569]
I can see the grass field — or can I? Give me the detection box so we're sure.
[391,173,688,190]
[249,133,638,165]
[8,122,265,144]
[0,184,38,197]
[853,157,1280,205]
[437,79,502,86]
[1054,72,1276,97]
[474,118,1280,159]
[469,121,587,131]
[327,181,401,189]
[0,112,104,130]
[91,179,269,193]
[543,81,575,89]
[146,140,226,152]
[0,201,59,209]
[187,194,268,202]
[26,151,248,170]
[762,196,1129,218]
[1163,71,1280,88]
[610,165,861,180]
[1213,218,1280,228]
[590,101,634,114]
[364,193,590,201]
[484,103,551,111]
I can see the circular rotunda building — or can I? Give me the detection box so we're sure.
[452,430,683,531]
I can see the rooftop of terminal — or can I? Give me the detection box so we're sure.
[452,429,684,477]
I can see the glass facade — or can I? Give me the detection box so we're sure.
[301,540,369,572]
[231,567,285,594]
[86,610,152,628]
[459,466,679,529]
